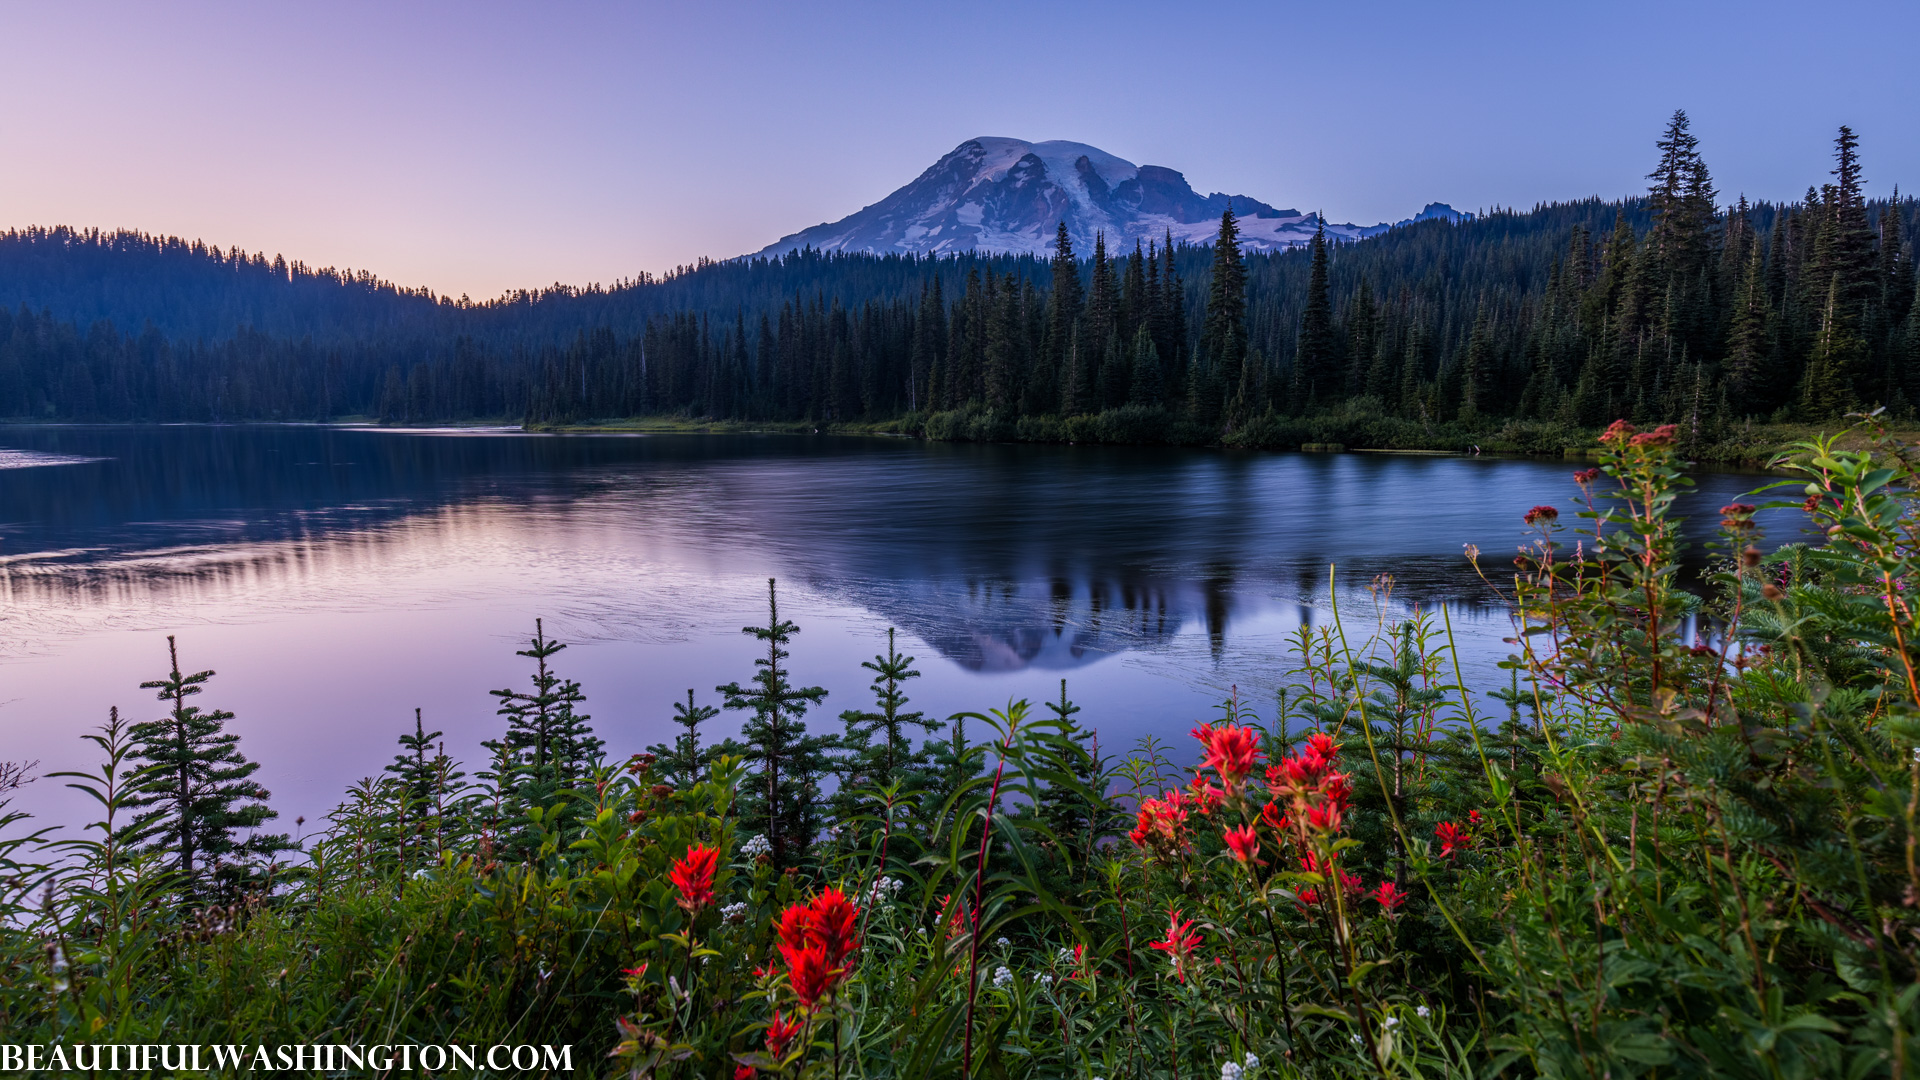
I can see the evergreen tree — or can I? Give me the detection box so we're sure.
[1203,208,1248,415]
[485,619,601,789]
[717,579,831,869]
[1294,223,1339,408]
[124,636,291,895]
[836,628,935,788]
[1046,224,1082,411]
[1459,306,1492,421]
[650,689,720,789]
[1128,324,1164,407]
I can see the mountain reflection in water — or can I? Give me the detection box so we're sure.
[0,425,1797,828]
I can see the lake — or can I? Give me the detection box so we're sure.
[0,425,1793,835]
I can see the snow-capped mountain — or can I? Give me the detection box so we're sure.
[753,137,1466,259]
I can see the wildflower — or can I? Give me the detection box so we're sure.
[621,963,648,980]
[1039,974,1053,987]
[783,942,833,1007]
[735,1067,757,1080]
[1192,722,1262,788]
[1416,1005,1431,1018]
[1223,823,1260,863]
[1523,504,1558,525]
[1221,1063,1245,1080]
[669,843,719,911]
[1467,809,1481,826]
[740,833,772,858]
[996,936,1010,948]
[1056,947,1075,964]
[1244,1051,1259,1069]
[1574,467,1602,485]
[1306,801,1344,833]
[765,1011,804,1058]
[776,903,813,952]
[992,965,1013,988]
[1720,503,1757,530]
[1372,881,1407,912]
[1260,800,1289,834]
[1383,1015,1400,1029]
[1148,908,1203,983]
[721,901,748,923]
[1435,821,1472,859]
[1295,887,1321,911]
[806,887,859,967]
[1189,777,1226,814]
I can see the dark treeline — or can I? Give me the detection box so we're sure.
[2,114,1914,442]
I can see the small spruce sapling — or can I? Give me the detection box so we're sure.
[123,636,291,898]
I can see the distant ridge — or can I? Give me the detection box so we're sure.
[754,137,1467,259]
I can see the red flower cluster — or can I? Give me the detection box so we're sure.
[1222,823,1260,863]
[1192,722,1262,789]
[1720,502,1757,531]
[1266,732,1351,841]
[1129,788,1196,850]
[769,888,861,1009]
[1524,504,1559,525]
[1434,820,1474,859]
[1147,908,1203,983]
[669,843,719,912]
[764,1011,804,1059]
[1372,881,1407,912]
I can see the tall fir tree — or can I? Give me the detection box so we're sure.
[1202,208,1247,424]
[1294,223,1339,410]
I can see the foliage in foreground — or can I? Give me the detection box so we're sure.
[8,416,1920,1077]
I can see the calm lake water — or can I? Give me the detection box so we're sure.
[0,425,1794,835]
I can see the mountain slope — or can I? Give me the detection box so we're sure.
[754,137,1464,258]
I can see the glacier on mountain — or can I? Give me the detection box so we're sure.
[753,137,1465,259]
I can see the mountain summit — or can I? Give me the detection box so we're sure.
[753,137,1463,258]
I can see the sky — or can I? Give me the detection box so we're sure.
[2,0,1914,299]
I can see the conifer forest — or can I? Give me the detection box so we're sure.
[0,115,1913,460]
[8,113,1920,1079]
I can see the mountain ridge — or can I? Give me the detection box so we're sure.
[753,137,1466,259]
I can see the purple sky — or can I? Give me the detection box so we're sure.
[3,0,1913,298]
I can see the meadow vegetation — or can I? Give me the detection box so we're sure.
[6,416,1920,1078]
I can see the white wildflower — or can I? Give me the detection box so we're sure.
[1350,1034,1362,1046]
[740,834,772,857]
[1038,974,1053,987]
[1383,1016,1399,1030]
[721,901,748,922]
[1056,946,1075,964]
[1416,1004,1431,1018]
[992,965,1013,988]
[1220,1063,1244,1080]
[996,936,1010,948]
[1243,1052,1259,1070]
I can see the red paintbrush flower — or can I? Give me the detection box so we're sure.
[1435,821,1472,859]
[1147,908,1203,983]
[765,1010,804,1058]
[735,1067,757,1080]
[1192,722,1262,788]
[806,887,860,968]
[1372,881,1407,912]
[776,901,813,951]
[669,843,719,912]
[1223,823,1260,863]
[782,942,833,1007]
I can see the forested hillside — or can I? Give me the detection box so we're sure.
[1,115,1913,450]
